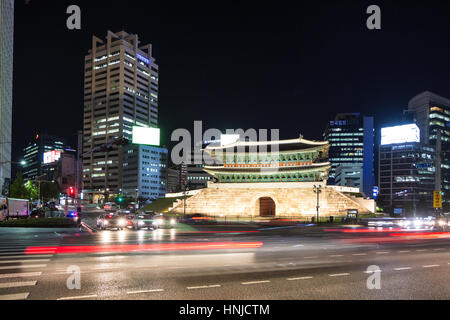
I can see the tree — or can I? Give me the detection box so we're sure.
[9,173,29,199]
[39,181,60,201]
[25,181,38,200]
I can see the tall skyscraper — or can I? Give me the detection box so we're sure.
[324,113,374,197]
[82,31,159,203]
[0,0,14,193]
[407,91,450,207]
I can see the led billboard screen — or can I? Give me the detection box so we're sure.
[132,126,160,146]
[381,124,420,145]
[43,150,62,164]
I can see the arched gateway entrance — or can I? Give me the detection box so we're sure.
[258,197,276,217]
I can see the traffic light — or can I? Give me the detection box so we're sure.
[68,187,75,197]
[117,195,124,203]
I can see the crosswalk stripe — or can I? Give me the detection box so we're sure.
[0,272,42,279]
[0,264,46,270]
[0,292,30,300]
[0,259,50,264]
[0,281,37,289]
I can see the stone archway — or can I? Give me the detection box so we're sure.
[258,197,276,217]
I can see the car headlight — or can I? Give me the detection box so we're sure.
[170,218,176,225]
[438,220,447,226]
[138,221,145,226]
[153,219,163,225]
[104,220,108,225]
[118,219,126,226]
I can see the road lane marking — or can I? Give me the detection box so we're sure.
[364,270,382,274]
[0,272,42,279]
[127,289,164,294]
[423,265,440,268]
[416,249,428,252]
[0,264,47,270]
[187,285,221,290]
[352,253,367,256]
[0,259,50,264]
[304,256,318,259]
[0,281,37,289]
[293,244,304,247]
[241,280,271,285]
[394,267,411,271]
[0,255,53,259]
[376,251,389,254]
[398,251,410,253]
[433,248,445,251]
[329,255,344,257]
[57,294,98,300]
[287,276,313,281]
[0,292,30,300]
[329,273,350,277]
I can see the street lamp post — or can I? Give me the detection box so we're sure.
[313,184,322,224]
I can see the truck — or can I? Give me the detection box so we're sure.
[0,197,30,220]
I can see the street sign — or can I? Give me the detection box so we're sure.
[433,191,442,208]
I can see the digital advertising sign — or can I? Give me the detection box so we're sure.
[381,124,420,145]
[43,150,62,164]
[132,126,160,146]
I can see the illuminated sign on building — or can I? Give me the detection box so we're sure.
[43,150,62,164]
[132,126,160,146]
[220,134,240,146]
[136,54,150,65]
[381,124,420,145]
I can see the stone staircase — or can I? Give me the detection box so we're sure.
[170,186,371,217]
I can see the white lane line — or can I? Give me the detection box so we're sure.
[376,251,389,254]
[0,255,53,259]
[394,267,412,271]
[329,273,350,277]
[416,249,428,252]
[329,255,344,257]
[0,259,50,264]
[293,244,304,247]
[352,253,367,256]
[0,281,37,289]
[398,250,410,253]
[241,280,271,285]
[0,272,42,279]
[127,289,164,294]
[57,294,98,300]
[433,248,445,251]
[364,270,382,274]
[304,256,318,259]
[0,264,47,270]
[423,264,440,268]
[287,276,313,281]
[0,292,30,300]
[187,284,221,290]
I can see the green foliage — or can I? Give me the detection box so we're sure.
[39,181,60,201]
[9,172,29,199]
[25,181,38,200]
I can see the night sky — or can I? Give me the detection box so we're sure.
[11,1,450,169]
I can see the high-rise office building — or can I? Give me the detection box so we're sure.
[324,113,374,197]
[407,91,450,207]
[0,0,14,193]
[378,123,435,216]
[22,134,68,182]
[82,31,159,203]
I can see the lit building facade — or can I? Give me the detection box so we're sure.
[82,31,159,203]
[122,145,167,200]
[378,140,434,216]
[407,91,450,207]
[335,163,363,189]
[324,113,374,197]
[0,0,14,193]
[41,151,77,193]
[22,134,68,182]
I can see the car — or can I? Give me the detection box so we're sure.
[179,213,215,224]
[132,213,159,230]
[104,202,117,212]
[97,213,127,230]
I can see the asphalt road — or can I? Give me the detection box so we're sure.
[0,212,449,300]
